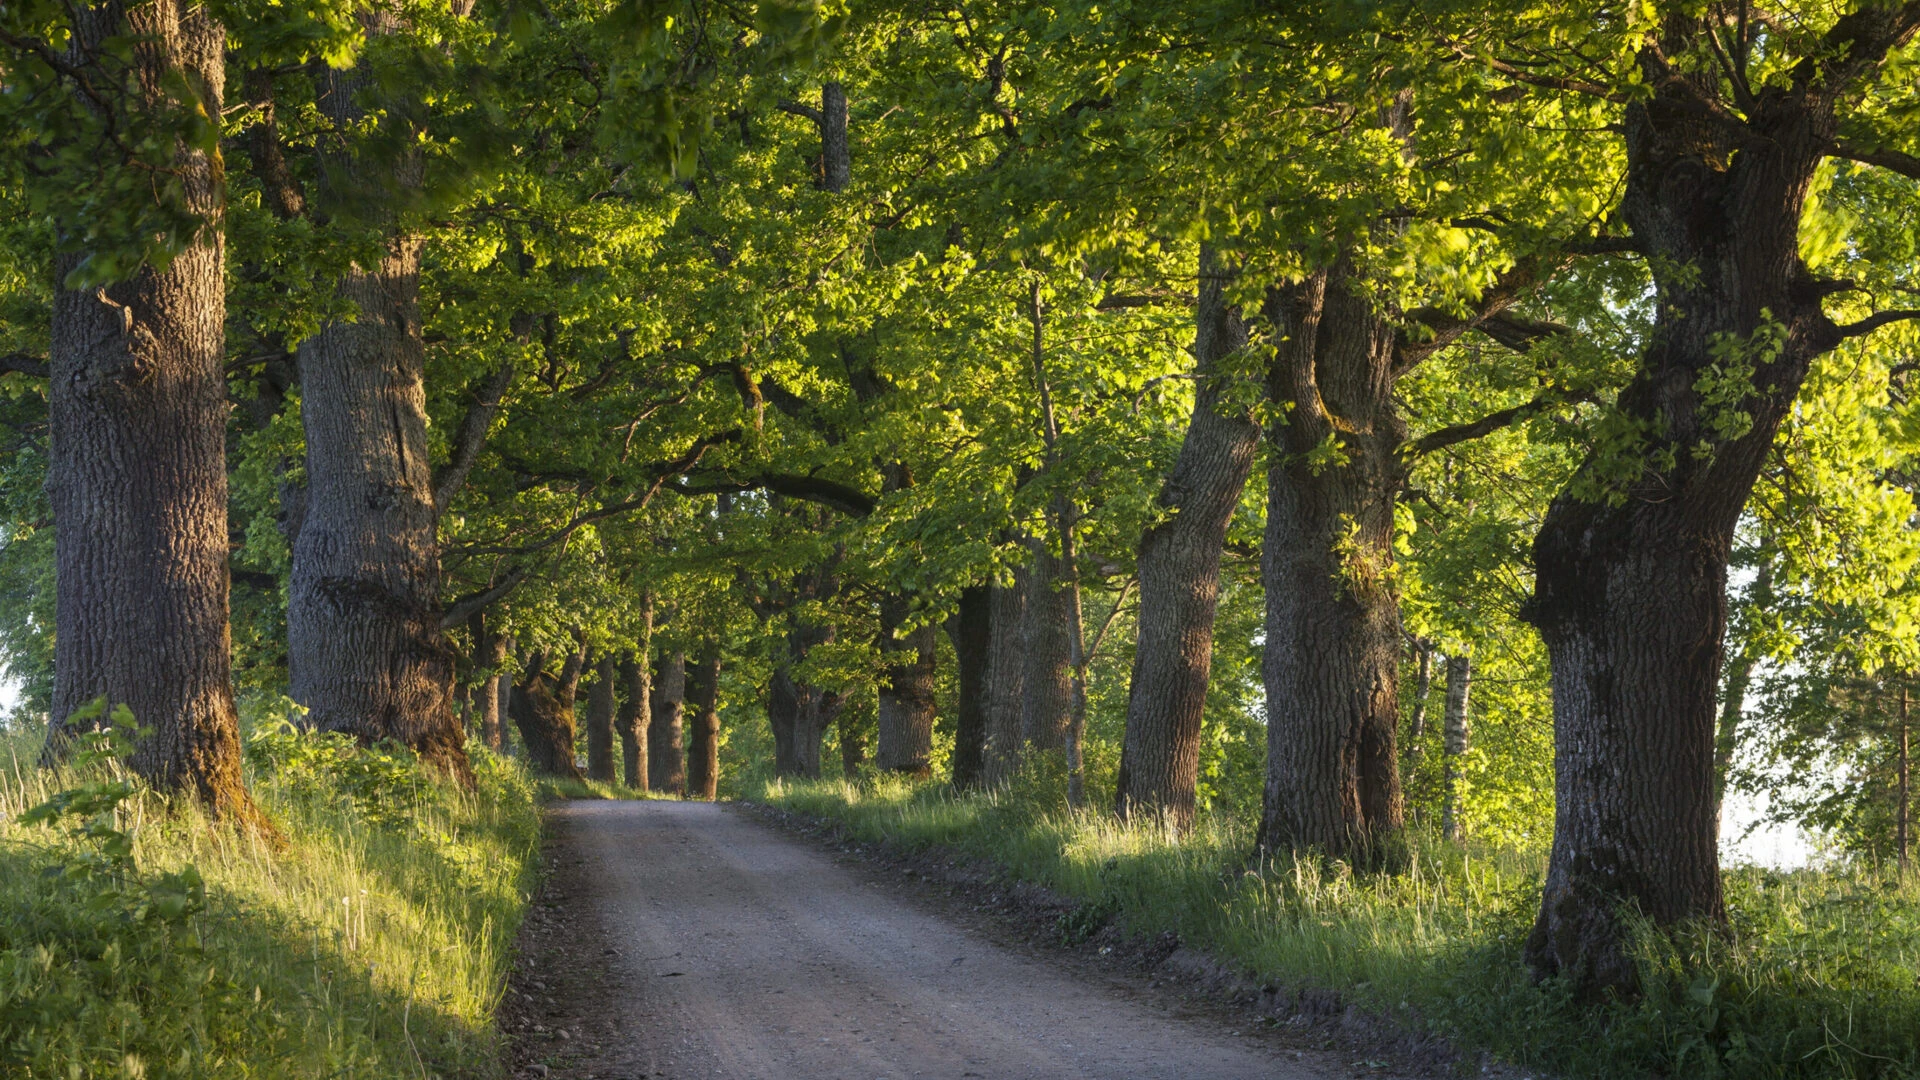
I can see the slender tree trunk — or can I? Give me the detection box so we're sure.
[586,652,617,783]
[1899,687,1911,874]
[1255,270,1406,862]
[1116,253,1259,826]
[649,651,687,795]
[840,710,867,778]
[1060,499,1090,808]
[949,585,992,789]
[1714,559,1771,817]
[42,2,259,824]
[984,565,1031,784]
[1441,655,1473,842]
[687,648,721,799]
[1405,640,1436,777]
[287,43,468,784]
[510,644,587,778]
[497,668,515,756]
[1522,54,1843,994]
[618,651,651,790]
[473,616,509,752]
[1021,543,1075,753]
[876,596,937,777]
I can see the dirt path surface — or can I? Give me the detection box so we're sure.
[504,799,1352,1080]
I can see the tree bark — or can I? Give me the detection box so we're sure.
[1405,641,1435,766]
[876,596,937,777]
[840,710,868,778]
[1441,655,1473,842]
[511,644,587,778]
[948,585,992,789]
[586,652,617,783]
[472,614,509,751]
[687,647,721,799]
[649,651,687,795]
[1255,269,1406,863]
[1899,687,1911,875]
[1521,36,1859,992]
[42,1,259,825]
[983,564,1030,784]
[1116,253,1259,827]
[1021,543,1075,753]
[287,44,468,785]
[618,650,651,791]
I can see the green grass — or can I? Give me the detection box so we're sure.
[0,727,541,1079]
[747,772,1920,1080]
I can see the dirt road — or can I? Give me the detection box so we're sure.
[505,799,1349,1080]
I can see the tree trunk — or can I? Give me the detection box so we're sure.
[649,651,687,795]
[983,565,1031,784]
[1116,253,1259,826]
[41,1,259,824]
[948,585,992,790]
[618,651,651,791]
[1021,543,1075,753]
[770,596,838,777]
[1255,270,1406,862]
[287,49,467,784]
[1899,687,1911,875]
[1441,655,1473,842]
[511,644,587,778]
[586,652,617,783]
[840,710,867,778]
[497,670,515,755]
[1060,498,1090,808]
[687,648,721,799]
[1520,46,1854,994]
[876,596,937,777]
[473,615,509,752]
[1404,640,1436,798]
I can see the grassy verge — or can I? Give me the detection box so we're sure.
[746,772,1920,1080]
[0,725,541,1079]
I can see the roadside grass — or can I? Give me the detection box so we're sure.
[0,725,540,1079]
[745,771,1920,1080]
[535,776,673,802]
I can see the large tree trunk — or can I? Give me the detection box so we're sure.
[1020,544,1075,753]
[618,651,651,791]
[472,614,509,752]
[770,622,840,779]
[287,48,467,785]
[1116,254,1259,826]
[511,644,587,778]
[649,651,687,795]
[876,596,937,777]
[42,1,258,824]
[948,585,992,789]
[1255,270,1406,863]
[1522,42,1849,994]
[687,648,721,799]
[983,565,1030,784]
[1440,655,1473,842]
[586,652,617,783]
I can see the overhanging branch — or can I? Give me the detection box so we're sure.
[1406,390,1597,457]
[1,353,49,378]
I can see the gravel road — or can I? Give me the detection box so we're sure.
[509,799,1347,1080]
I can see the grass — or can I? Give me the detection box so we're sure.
[746,771,1920,1080]
[0,725,541,1079]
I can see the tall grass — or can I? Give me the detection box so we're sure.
[0,726,540,1079]
[750,772,1920,1079]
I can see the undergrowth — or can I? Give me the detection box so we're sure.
[745,772,1920,1080]
[0,716,540,1079]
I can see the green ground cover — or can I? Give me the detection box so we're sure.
[0,723,540,1079]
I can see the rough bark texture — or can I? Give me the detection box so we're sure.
[287,45,468,784]
[1441,655,1473,843]
[766,562,841,778]
[983,565,1031,784]
[587,653,617,783]
[618,651,651,791]
[474,615,510,751]
[511,645,587,778]
[1020,544,1075,753]
[821,83,850,194]
[1255,270,1406,862]
[43,1,258,823]
[649,651,687,795]
[948,585,993,790]
[876,596,937,777]
[1115,254,1259,826]
[1519,18,1898,993]
[687,649,721,800]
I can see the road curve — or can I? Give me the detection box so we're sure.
[517,799,1339,1080]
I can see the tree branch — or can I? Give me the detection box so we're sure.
[440,564,531,630]
[1826,139,1920,181]
[776,98,823,125]
[433,362,514,518]
[1406,391,1597,456]
[674,472,877,517]
[1394,257,1557,372]
[1477,312,1572,353]
[1834,309,1920,341]
[0,353,49,379]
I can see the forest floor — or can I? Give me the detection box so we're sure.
[500,799,1392,1080]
